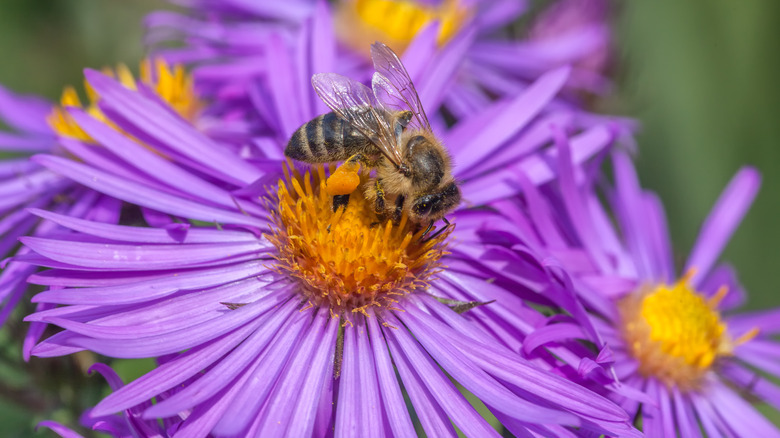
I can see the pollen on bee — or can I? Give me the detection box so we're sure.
[266,163,451,317]
[325,160,362,196]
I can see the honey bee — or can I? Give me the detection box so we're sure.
[285,42,460,236]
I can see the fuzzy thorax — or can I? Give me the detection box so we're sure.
[267,165,451,317]
[619,271,758,391]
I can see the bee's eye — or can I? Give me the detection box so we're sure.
[413,197,435,216]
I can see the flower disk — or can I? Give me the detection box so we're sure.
[619,272,757,391]
[336,0,470,54]
[267,165,451,316]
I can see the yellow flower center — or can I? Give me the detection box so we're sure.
[619,271,758,391]
[335,0,470,55]
[266,165,450,318]
[48,59,200,140]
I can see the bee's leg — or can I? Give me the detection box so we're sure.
[397,111,413,130]
[373,179,386,216]
[394,111,414,141]
[392,195,406,225]
[332,194,350,212]
[422,217,451,243]
[421,221,434,238]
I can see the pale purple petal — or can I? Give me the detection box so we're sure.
[686,167,761,287]
[32,155,266,228]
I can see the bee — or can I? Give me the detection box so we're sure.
[285,42,460,237]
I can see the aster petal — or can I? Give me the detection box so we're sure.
[417,25,476,112]
[36,421,84,438]
[700,264,745,310]
[264,32,307,137]
[710,381,780,437]
[686,167,761,286]
[398,306,581,426]
[728,309,780,335]
[255,310,333,437]
[21,236,269,270]
[310,2,336,114]
[411,297,634,434]
[37,276,283,337]
[67,107,265,216]
[476,0,528,30]
[0,262,35,327]
[208,0,312,21]
[0,158,40,178]
[461,112,573,180]
[385,317,497,437]
[87,363,124,392]
[366,313,417,437]
[335,320,381,438]
[173,382,242,438]
[84,69,261,186]
[284,313,339,437]
[0,132,53,152]
[690,392,728,438]
[210,308,313,435]
[28,208,258,243]
[32,261,266,305]
[0,85,53,134]
[734,340,780,377]
[33,155,266,228]
[144,302,296,418]
[450,66,570,171]
[523,323,585,355]
[721,363,780,412]
[0,168,67,210]
[461,124,614,205]
[385,326,455,436]
[400,22,438,83]
[51,291,290,357]
[92,308,275,417]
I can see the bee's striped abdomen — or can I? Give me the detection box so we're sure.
[286,112,349,163]
[285,111,377,164]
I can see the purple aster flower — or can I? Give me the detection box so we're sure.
[484,131,780,435]
[145,0,614,122]
[17,44,639,436]
[0,60,259,357]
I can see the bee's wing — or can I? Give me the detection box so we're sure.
[311,72,403,167]
[370,42,432,132]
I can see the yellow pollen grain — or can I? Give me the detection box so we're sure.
[267,164,451,316]
[336,0,470,55]
[47,59,201,141]
[619,271,758,391]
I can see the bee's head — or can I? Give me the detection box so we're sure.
[410,181,461,223]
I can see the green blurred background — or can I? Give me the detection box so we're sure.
[0,0,778,435]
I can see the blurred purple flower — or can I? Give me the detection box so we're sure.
[16,48,640,436]
[486,132,780,436]
[145,0,614,122]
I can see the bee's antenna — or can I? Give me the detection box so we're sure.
[421,217,451,243]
